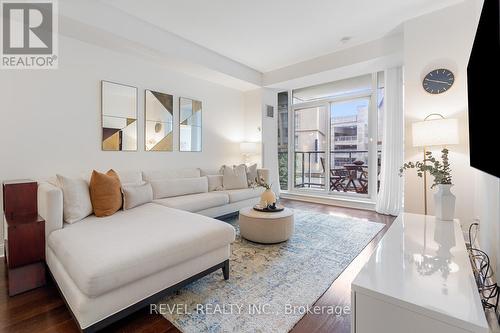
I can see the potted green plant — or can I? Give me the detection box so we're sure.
[399,148,455,220]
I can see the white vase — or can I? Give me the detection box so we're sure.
[433,184,456,221]
[260,188,276,207]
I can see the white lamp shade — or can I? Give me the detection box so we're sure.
[240,142,258,154]
[412,118,459,147]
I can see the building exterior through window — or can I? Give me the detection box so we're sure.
[277,72,384,200]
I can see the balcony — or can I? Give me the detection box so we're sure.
[332,115,358,124]
[278,150,381,194]
[333,135,357,142]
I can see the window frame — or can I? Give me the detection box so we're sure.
[283,72,380,203]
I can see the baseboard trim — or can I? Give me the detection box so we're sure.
[280,192,376,211]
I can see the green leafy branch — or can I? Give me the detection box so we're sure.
[399,148,452,188]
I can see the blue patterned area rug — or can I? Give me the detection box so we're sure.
[159,209,384,333]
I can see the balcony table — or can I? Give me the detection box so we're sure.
[343,164,368,193]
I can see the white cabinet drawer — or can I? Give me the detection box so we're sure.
[353,291,471,333]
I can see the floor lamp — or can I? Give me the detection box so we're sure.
[411,114,459,215]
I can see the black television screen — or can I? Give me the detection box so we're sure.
[467,0,500,178]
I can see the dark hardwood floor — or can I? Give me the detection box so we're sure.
[284,199,395,333]
[0,199,395,333]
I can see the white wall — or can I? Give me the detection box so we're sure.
[242,88,279,193]
[242,89,263,167]
[403,1,478,227]
[404,1,500,277]
[474,171,500,272]
[261,89,280,195]
[0,35,247,242]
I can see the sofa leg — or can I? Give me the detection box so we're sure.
[222,260,229,280]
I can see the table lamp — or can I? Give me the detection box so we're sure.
[240,142,258,164]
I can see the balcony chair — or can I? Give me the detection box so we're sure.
[320,157,347,192]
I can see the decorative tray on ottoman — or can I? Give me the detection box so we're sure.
[253,204,285,213]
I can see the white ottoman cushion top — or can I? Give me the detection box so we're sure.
[239,207,294,244]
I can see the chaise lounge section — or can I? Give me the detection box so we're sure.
[37,167,268,332]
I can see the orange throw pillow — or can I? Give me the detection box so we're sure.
[89,169,122,217]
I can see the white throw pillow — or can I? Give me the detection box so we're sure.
[122,183,153,210]
[247,163,258,187]
[150,177,208,199]
[221,164,248,190]
[116,170,143,186]
[207,174,224,191]
[56,174,93,223]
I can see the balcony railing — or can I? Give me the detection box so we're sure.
[332,115,358,123]
[278,150,381,194]
[333,135,357,142]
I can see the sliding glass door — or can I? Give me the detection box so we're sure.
[329,98,370,195]
[291,98,372,196]
[293,105,328,190]
[278,72,383,201]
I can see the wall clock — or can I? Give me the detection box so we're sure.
[422,69,455,94]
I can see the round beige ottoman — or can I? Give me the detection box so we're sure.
[238,207,294,244]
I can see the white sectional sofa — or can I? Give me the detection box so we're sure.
[37,167,267,332]
[144,168,265,218]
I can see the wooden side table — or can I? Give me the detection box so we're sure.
[4,216,46,295]
[3,180,46,296]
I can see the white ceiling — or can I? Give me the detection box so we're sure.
[100,0,462,73]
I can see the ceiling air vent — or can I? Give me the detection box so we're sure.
[266,105,274,118]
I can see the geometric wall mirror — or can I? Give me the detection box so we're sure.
[101,80,138,151]
[179,97,202,152]
[145,90,174,151]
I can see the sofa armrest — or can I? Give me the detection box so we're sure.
[257,168,270,185]
[38,182,63,238]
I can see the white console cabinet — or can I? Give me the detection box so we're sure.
[351,213,489,333]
